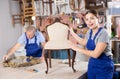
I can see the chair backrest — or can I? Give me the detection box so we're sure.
[47,22,69,41]
[22,0,36,18]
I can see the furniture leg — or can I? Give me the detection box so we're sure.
[72,50,76,72]
[48,50,52,68]
[44,50,49,74]
[67,49,71,67]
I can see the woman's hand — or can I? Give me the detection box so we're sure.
[69,27,75,35]
[69,41,78,51]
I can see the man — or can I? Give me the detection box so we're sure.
[3,26,45,60]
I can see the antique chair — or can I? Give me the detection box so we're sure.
[44,21,76,74]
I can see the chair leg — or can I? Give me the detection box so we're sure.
[67,49,71,67]
[48,50,52,68]
[44,50,48,74]
[72,50,76,72]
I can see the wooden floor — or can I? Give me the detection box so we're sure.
[0,59,88,79]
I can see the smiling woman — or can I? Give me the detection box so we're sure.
[69,10,114,79]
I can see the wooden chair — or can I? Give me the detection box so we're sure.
[44,21,76,74]
[22,0,36,25]
[69,0,81,11]
[12,14,24,26]
[54,0,68,13]
[85,0,106,9]
[54,0,67,6]
[42,0,54,15]
[22,0,36,17]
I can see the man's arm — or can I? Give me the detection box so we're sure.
[3,43,21,60]
[36,30,45,47]
[3,33,25,60]
[41,42,45,48]
[37,30,46,60]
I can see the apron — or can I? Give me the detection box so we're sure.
[25,33,42,57]
[86,28,114,79]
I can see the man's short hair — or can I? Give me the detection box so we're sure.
[26,26,36,32]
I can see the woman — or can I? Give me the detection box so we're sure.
[69,10,114,79]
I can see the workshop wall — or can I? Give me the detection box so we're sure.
[0,0,22,59]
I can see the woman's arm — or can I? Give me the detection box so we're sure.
[70,42,107,58]
[69,28,87,46]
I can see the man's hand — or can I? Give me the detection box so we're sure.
[3,54,9,61]
[39,56,44,62]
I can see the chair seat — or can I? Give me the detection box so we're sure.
[44,40,71,49]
